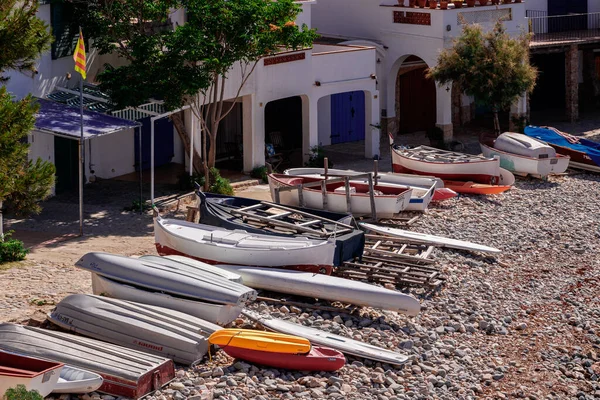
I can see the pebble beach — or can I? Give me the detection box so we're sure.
[2,172,600,400]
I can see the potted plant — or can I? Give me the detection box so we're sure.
[417,0,427,7]
[429,0,437,9]
[478,0,489,5]
[440,0,449,8]
[466,0,475,6]
[453,0,463,8]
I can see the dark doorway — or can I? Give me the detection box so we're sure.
[548,0,587,32]
[135,117,175,171]
[530,52,566,112]
[265,96,303,150]
[330,91,365,144]
[54,136,79,194]
[397,63,436,134]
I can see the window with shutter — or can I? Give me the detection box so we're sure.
[51,1,79,60]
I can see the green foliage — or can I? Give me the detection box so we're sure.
[199,168,234,196]
[0,231,28,264]
[305,145,333,168]
[0,89,55,216]
[123,199,151,212]
[250,166,269,183]
[0,0,53,82]
[427,20,536,134]
[4,385,43,400]
[83,0,317,168]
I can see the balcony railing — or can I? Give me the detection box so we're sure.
[527,11,600,45]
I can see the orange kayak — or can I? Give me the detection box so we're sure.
[443,180,512,195]
[208,329,311,354]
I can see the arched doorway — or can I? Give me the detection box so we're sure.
[396,55,436,134]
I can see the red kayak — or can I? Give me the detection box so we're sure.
[220,345,346,371]
[432,187,458,201]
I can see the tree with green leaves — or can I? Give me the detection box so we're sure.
[427,20,537,135]
[0,0,55,239]
[84,0,317,173]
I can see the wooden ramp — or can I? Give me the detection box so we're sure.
[335,234,444,288]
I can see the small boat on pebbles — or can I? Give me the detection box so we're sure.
[391,145,501,184]
[48,294,221,365]
[442,180,512,195]
[209,329,311,354]
[54,365,103,394]
[140,254,242,283]
[0,324,175,399]
[0,351,63,398]
[215,265,421,316]
[480,132,570,178]
[243,310,409,366]
[267,173,412,218]
[154,216,336,275]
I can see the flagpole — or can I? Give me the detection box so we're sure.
[79,72,84,236]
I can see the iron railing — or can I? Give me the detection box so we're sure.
[527,12,600,43]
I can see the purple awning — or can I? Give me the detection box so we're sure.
[34,98,141,140]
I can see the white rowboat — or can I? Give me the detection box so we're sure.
[91,274,243,326]
[243,310,409,366]
[154,216,336,275]
[360,222,501,254]
[143,255,243,283]
[268,174,412,218]
[54,365,103,394]
[283,168,437,212]
[214,265,420,316]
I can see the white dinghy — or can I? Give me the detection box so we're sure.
[142,255,242,283]
[216,265,420,316]
[91,274,243,325]
[54,365,103,394]
[243,310,409,366]
[48,294,221,365]
[360,222,501,254]
[75,252,256,306]
[154,216,336,275]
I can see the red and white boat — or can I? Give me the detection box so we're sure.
[0,351,64,398]
[219,345,345,372]
[391,145,501,184]
[154,216,335,275]
[267,174,412,218]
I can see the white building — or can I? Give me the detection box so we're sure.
[312,0,530,141]
[5,0,380,197]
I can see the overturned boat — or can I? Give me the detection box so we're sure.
[197,191,364,266]
[0,324,174,399]
[48,294,221,365]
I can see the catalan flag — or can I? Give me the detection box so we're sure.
[73,29,86,79]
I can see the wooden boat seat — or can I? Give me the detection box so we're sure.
[0,366,38,377]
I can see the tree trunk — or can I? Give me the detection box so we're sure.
[170,112,204,174]
[492,110,501,137]
[208,133,217,168]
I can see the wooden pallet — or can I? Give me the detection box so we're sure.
[362,234,435,265]
[337,256,444,288]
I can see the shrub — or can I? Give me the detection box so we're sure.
[305,145,333,168]
[4,385,43,400]
[250,166,269,183]
[0,231,28,263]
[199,168,234,195]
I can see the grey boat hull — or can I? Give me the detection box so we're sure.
[0,324,174,399]
[48,294,221,365]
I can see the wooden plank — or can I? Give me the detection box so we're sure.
[237,204,264,212]
[368,173,376,220]
[231,209,329,236]
[344,177,352,214]
[266,211,293,219]
[297,184,305,207]
[321,180,328,210]
[259,202,354,230]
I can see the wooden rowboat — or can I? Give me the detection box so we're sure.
[155,216,336,275]
[391,145,501,184]
[267,173,412,218]
[443,180,511,195]
[0,351,64,398]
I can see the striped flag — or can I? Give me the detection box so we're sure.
[73,30,86,79]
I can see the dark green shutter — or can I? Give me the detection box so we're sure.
[51,2,79,60]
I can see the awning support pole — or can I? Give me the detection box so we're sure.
[151,117,155,205]
[190,114,194,177]
[138,126,143,214]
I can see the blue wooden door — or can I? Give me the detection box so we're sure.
[135,117,175,171]
[330,91,365,144]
